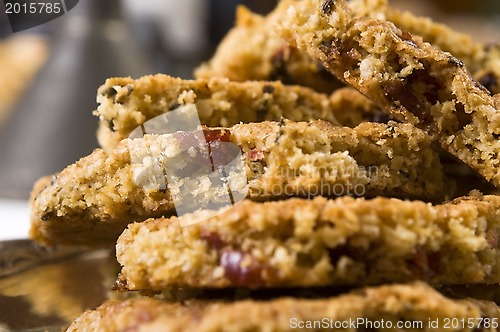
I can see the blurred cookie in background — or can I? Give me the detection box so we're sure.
[0,34,49,126]
[391,0,500,44]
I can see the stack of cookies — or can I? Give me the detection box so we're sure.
[29,0,500,330]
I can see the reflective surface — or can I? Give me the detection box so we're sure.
[1,241,500,331]
[0,241,115,331]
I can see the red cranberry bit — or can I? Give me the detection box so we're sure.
[170,129,230,151]
[408,247,441,278]
[171,129,235,170]
[220,250,265,287]
[383,79,425,119]
[205,129,240,168]
[247,149,265,162]
[411,247,429,274]
[200,230,226,250]
[203,128,231,144]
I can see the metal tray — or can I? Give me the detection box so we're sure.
[0,240,115,331]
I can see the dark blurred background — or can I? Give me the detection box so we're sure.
[0,0,498,200]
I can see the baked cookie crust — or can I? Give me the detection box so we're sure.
[116,194,500,290]
[30,120,444,247]
[277,0,500,188]
[95,74,386,151]
[67,283,500,331]
[385,7,500,95]
[194,2,343,93]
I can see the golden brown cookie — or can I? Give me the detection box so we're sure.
[67,283,500,331]
[194,0,390,94]
[30,120,444,247]
[384,6,500,95]
[116,194,499,290]
[194,3,343,93]
[95,75,384,151]
[277,0,500,188]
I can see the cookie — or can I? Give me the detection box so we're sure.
[116,194,499,290]
[277,0,500,188]
[475,45,500,95]
[329,86,389,126]
[194,0,388,94]
[30,120,444,247]
[67,283,500,331]
[194,3,343,93]
[95,75,382,151]
[384,7,480,69]
[385,7,500,95]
